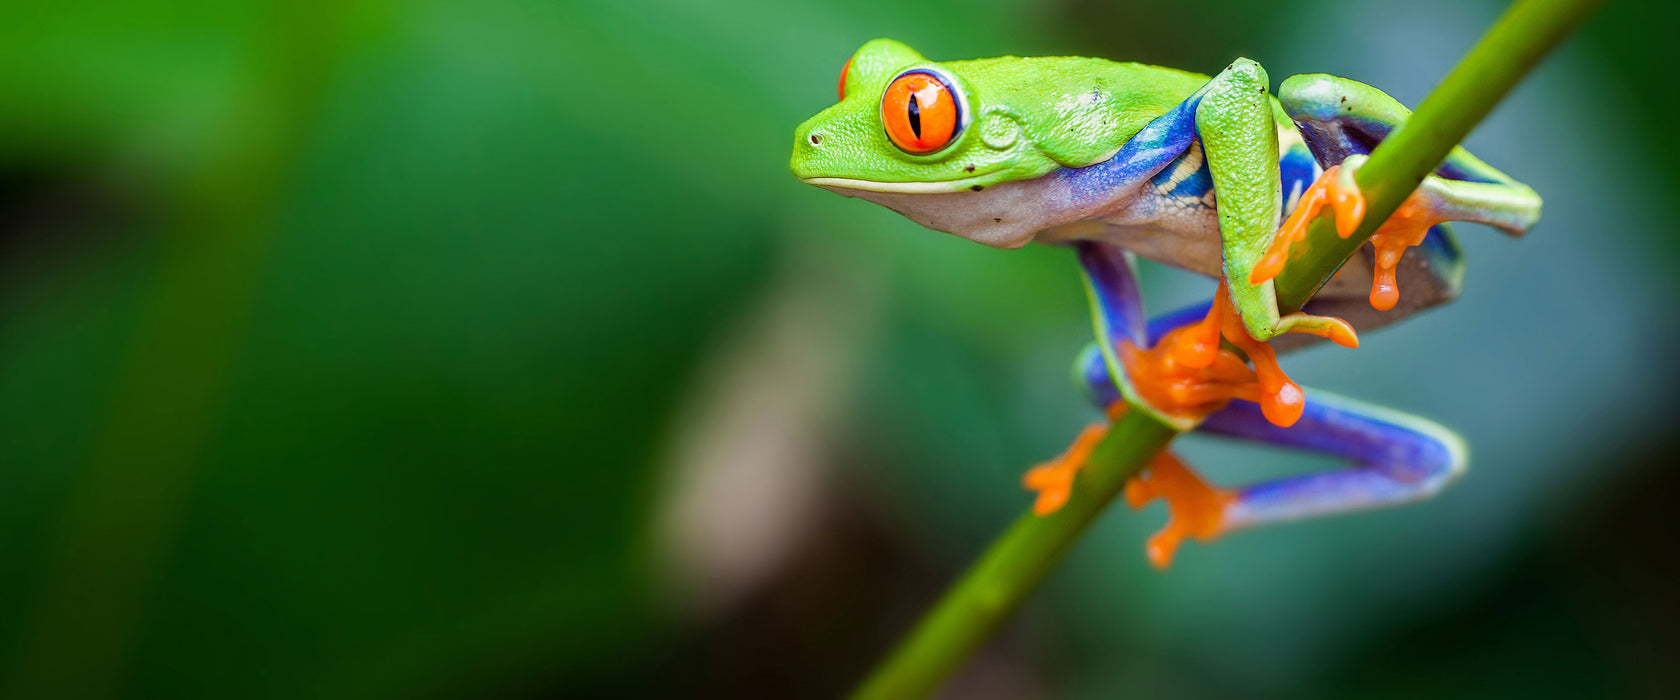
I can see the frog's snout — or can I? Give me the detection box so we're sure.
[789,122,828,179]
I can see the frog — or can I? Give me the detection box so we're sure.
[790,39,1540,568]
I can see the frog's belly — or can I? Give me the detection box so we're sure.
[1038,199,1228,278]
[1040,205,1375,301]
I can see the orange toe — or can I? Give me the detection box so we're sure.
[1365,194,1442,312]
[1330,178,1366,238]
[1252,174,1331,285]
[1023,461,1074,516]
[1216,301,1305,429]
[1169,284,1226,370]
[1253,164,1368,285]
[1326,318,1360,348]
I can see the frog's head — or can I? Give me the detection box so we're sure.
[791,40,1126,249]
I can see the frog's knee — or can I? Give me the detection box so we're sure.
[1279,74,1346,119]
[1385,413,1468,499]
[1281,73,1408,126]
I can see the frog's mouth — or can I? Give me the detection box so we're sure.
[798,172,998,194]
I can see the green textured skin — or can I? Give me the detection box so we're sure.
[790,39,1210,190]
[1194,59,1287,340]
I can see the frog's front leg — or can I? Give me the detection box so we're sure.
[1195,60,1359,344]
[1191,60,1361,426]
[1251,74,1542,309]
[1069,344,1464,568]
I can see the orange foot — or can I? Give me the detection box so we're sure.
[1125,451,1236,568]
[1251,164,1366,287]
[1251,161,1448,311]
[1365,193,1447,310]
[1022,402,1126,516]
[1121,279,1342,428]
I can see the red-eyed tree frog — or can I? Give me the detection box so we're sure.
[790,39,1540,567]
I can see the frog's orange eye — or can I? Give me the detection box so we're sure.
[837,56,853,101]
[881,69,963,155]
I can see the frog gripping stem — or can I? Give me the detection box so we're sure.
[1024,402,1130,516]
[1022,423,1107,516]
[1251,163,1366,285]
[1252,156,1460,311]
[831,0,1590,692]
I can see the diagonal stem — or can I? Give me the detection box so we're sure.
[1271,0,1604,309]
[849,1,1602,699]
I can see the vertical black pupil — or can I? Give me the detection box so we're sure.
[908,93,922,139]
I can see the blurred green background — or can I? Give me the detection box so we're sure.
[0,0,1676,698]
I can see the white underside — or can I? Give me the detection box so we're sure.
[807,154,1375,301]
[810,171,1237,277]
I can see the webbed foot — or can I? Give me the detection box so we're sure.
[1023,403,1126,515]
[1124,451,1236,568]
[1251,155,1448,311]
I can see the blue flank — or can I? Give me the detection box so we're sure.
[1054,89,1205,209]
[1055,84,1338,217]
[1144,136,1318,211]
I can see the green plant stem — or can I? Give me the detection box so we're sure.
[851,412,1176,700]
[850,2,1601,698]
[1272,0,1604,309]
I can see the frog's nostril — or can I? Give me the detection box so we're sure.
[808,132,823,146]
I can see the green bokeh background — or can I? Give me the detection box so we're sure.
[0,0,1676,698]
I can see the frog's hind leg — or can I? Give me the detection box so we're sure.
[1202,392,1466,534]
[1255,74,1541,310]
[1124,391,1466,567]
[1072,332,1463,567]
[1029,243,1256,516]
[1280,72,1534,210]
[1067,244,1465,567]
